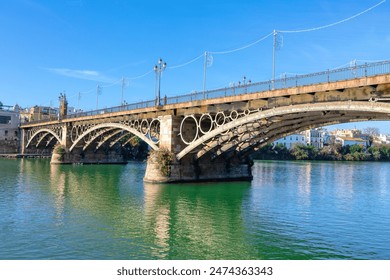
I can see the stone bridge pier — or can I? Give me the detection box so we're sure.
[144,115,253,183]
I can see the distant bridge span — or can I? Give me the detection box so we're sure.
[21,60,390,182]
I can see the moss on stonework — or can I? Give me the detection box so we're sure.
[150,148,174,177]
[53,144,66,161]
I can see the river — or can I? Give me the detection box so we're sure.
[0,158,389,259]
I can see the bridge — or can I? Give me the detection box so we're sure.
[21,60,390,183]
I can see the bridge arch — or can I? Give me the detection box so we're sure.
[26,128,62,149]
[69,122,159,152]
[177,101,390,161]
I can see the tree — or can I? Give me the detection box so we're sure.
[273,143,291,160]
[363,127,380,136]
[318,144,342,160]
[291,144,309,160]
[349,144,363,154]
[251,144,275,160]
[367,146,381,161]
[291,144,318,160]
[0,101,3,109]
[379,145,390,160]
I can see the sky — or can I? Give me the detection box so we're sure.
[0,0,389,132]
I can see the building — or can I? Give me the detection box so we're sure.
[373,134,390,145]
[336,137,369,148]
[305,128,329,149]
[331,128,365,138]
[28,106,58,121]
[273,132,306,149]
[0,105,20,153]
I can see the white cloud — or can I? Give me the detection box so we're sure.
[46,68,117,83]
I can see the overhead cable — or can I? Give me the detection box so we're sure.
[210,32,274,55]
[126,69,154,80]
[100,79,122,88]
[279,0,386,33]
[168,53,204,69]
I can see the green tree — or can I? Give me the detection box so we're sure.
[291,144,318,160]
[251,144,275,160]
[291,144,309,160]
[274,143,291,160]
[318,144,342,160]
[349,144,364,154]
[379,145,390,160]
[367,146,381,161]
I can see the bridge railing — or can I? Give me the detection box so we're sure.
[163,60,390,104]
[27,60,390,123]
[65,100,157,119]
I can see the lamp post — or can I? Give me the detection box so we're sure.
[154,58,167,106]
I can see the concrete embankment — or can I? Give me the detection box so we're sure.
[0,154,51,159]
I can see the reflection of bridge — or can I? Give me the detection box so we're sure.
[21,61,390,182]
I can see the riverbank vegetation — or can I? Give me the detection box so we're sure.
[251,143,390,161]
[126,136,390,162]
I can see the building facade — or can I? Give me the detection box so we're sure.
[305,128,329,149]
[0,106,20,153]
[336,137,369,148]
[273,133,307,149]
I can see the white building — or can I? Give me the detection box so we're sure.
[273,133,306,149]
[336,137,368,148]
[373,134,390,145]
[305,128,329,149]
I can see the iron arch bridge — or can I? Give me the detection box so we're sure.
[176,101,390,161]
[24,117,161,153]
[20,60,390,182]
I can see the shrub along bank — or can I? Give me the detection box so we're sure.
[251,143,390,161]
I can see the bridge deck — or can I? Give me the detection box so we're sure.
[21,71,390,128]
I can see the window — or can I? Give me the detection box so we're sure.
[0,115,11,124]
[4,130,8,136]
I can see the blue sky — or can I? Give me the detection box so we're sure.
[1,0,389,132]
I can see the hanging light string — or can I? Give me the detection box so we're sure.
[126,69,154,80]
[168,53,205,69]
[209,32,274,55]
[279,0,386,34]
[100,79,122,88]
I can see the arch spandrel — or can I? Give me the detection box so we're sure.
[26,128,62,148]
[176,101,390,161]
[69,122,159,152]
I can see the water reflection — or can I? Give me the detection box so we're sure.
[143,182,252,259]
[296,162,312,207]
[1,159,390,259]
[50,164,66,226]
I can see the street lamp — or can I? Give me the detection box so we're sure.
[154,58,167,106]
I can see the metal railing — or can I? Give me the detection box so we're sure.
[29,60,390,123]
